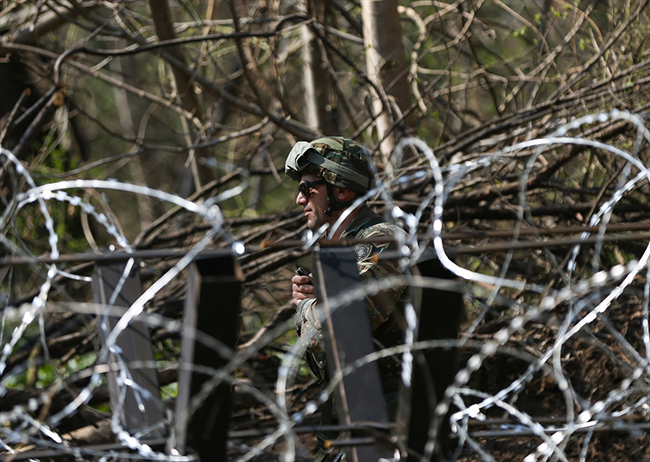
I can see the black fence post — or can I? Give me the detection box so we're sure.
[313,247,394,462]
[92,261,165,436]
[174,251,242,461]
[404,254,464,462]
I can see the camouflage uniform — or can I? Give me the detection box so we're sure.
[295,206,407,392]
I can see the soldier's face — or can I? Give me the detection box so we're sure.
[296,173,331,231]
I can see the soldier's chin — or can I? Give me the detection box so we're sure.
[307,219,321,231]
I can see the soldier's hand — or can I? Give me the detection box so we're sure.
[292,274,315,306]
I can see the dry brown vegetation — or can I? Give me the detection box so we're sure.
[2,0,650,460]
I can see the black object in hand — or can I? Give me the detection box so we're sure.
[295,266,312,285]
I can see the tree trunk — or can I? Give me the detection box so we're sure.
[361,0,413,165]
[301,0,333,135]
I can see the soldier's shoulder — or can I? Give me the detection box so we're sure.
[356,220,402,239]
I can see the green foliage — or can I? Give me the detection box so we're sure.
[161,382,178,400]
[551,6,569,19]
[512,27,527,38]
[36,363,56,388]
[3,350,98,391]
[91,402,111,413]
[66,351,97,374]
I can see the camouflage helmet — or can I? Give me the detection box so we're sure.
[285,137,373,193]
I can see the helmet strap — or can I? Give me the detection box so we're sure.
[324,182,355,217]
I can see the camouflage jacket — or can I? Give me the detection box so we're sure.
[295,207,407,356]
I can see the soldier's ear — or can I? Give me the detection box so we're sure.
[334,187,356,202]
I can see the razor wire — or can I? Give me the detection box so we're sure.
[1,109,650,461]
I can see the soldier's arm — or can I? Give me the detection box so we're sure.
[295,298,324,353]
[293,272,323,353]
[356,228,406,330]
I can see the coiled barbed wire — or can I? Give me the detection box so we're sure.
[1,110,650,461]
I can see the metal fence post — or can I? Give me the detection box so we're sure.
[174,251,242,461]
[92,261,165,436]
[313,247,394,462]
[404,254,463,462]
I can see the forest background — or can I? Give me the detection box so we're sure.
[2,0,650,461]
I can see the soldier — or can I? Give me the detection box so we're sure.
[286,137,407,423]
